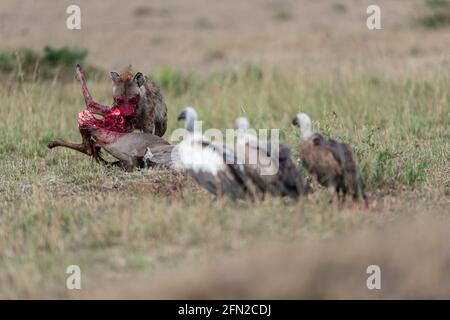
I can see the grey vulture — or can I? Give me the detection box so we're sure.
[234,116,312,200]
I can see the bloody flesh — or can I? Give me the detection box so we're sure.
[77,67,140,144]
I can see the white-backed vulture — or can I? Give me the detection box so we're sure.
[234,117,312,200]
[169,107,255,200]
[143,144,177,169]
[292,112,368,207]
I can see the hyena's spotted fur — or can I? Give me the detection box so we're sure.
[111,66,168,137]
[136,78,168,136]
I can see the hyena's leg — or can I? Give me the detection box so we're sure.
[75,64,111,115]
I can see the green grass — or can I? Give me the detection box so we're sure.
[0,66,449,298]
[0,46,102,83]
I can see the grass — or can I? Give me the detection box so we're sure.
[0,66,449,298]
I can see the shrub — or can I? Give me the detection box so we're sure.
[151,68,193,96]
[419,0,450,28]
[43,46,88,67]
[0,49,39,74]
[0,46,101,82]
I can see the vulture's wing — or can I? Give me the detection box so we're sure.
[308,134,344,186]
[237,139,279,197]
[314,136,351,169]
[143,145,177,169]
[209,140,254,199]
[277,144,313,197]
[326,139,358,174]
[339,142,357,172]
[247,142,311,198]
[180,138,250,199]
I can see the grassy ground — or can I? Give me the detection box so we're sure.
[0,67,449,298]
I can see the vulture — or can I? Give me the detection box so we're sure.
[292,112,368,207]
[143,144,177,169]
[167,107,255,200]
[234,117,312,200]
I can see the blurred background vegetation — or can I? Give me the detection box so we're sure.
[420,0,450,28]
[0,46,102,82]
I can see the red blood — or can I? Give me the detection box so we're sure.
[90,128,125,145]
[75,66,141,148]
[78,95,140,134]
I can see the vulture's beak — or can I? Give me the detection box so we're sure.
[292,116,299,127]
[177,111,186,121]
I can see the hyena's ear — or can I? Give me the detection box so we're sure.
[133,72,145,87]
[110,71,120,82]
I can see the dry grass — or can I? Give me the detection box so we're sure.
[0,66,449,298]
[0,0,449,299]
[78,211,450,299]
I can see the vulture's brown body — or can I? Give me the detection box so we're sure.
[299,133,367,205]
[293,112,368,206]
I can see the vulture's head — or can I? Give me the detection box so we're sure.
[234,117,250,131]
[292,113,313,139]
[177,106,198,132]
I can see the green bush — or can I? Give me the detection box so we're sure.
[0,46,101,82]
[151,68,193,96]
[427,0,450,7]
[404,161,428,186]
[43,46,88,67]
[419,0,450,28]
[0,49,39,74]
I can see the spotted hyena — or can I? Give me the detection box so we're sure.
[110,65,168,137]
[47,65,168,166]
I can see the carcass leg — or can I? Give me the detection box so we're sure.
[75,64,111,115]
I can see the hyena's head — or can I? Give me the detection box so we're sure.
[110,66,146,116]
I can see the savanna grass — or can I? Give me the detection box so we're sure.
[0,66,448,298]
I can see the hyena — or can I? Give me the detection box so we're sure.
[111,65,168,137]
[47,64,169,167]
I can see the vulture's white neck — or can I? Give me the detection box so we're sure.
[235,117,257,142]
[235,117,250,131]
[184,109,198,133]
[300,125,313,140]
[186,119,195,133]
[297,113,313,140]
